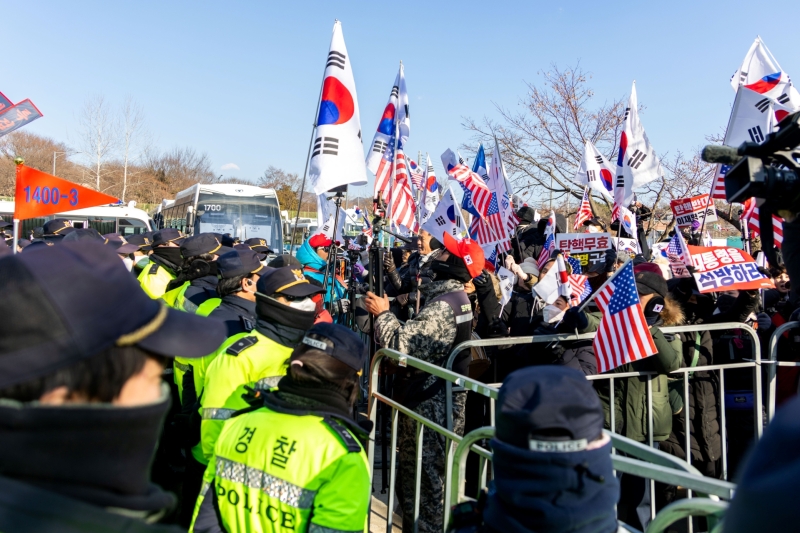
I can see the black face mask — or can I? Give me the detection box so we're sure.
[715,294,738,314]
[151,246,182,267]
[255,294,316,332]
[431,255,471,282]
[643,296,665,325]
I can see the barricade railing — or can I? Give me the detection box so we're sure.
[767,321,800,421]
[444,322,760,525]
[451,427,735,533]
[367,348,496,532]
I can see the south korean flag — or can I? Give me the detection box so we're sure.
[421,185,466,242]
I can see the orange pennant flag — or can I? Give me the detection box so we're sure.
[14,164,119,220]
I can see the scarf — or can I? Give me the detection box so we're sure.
[255,296,315,346]
[0,385,174,517]
[149,247,181,272]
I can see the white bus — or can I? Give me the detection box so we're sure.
[0,200,154,238]
[156,183,282,249]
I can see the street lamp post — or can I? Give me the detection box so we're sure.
[53,151,69,175]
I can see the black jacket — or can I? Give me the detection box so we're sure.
[207,295,256,337]
[0,475,183,533]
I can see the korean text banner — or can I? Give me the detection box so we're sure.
[687,245,774,293]
[556,232,611,269]
[670,194,717,228]
[14,165,119,220]
[0,100,43,138]
[0,91,12,112]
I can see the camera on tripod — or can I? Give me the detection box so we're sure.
[702,111,800,265]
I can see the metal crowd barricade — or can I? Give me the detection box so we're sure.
[451,427,735,533]
[444,322,761,524]
[367,348,496,532]
[767,321,800,421]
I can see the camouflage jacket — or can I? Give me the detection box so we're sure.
[374,279,463,364]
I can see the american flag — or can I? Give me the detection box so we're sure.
[389,148,418,232]
[446,163,492,218]
[747,205,784,248]
[568,274,591,306]
[711,164,728,199]
[574,186,594,230]
[536,211,556,271]
[374,135,395,202]
[593,261,657,373]
[468,192,512,252]
[667,231,689,263]
[408,159,424,188]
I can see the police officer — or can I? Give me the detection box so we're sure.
[364,232,484,533]
[191,323,371,533]
[41,218,75,242]
[162,233,222,312]
[138,228,184,299]
[0,241,226,532]
[181,266,323,521]
[202,248,266,330]
[126,233,154,275]
[244,237,273,263]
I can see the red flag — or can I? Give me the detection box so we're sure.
[14,165,119,220]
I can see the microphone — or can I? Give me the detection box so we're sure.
[701,145,742,165]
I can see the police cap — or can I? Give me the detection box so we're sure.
[125,233,153,251]
[300,322,367,372]
[151,228,183,247]
[0,241,227,389]
[244,238,273,253]
[42,218,75,237]
[256,266,324,298]
[180,233,221,258]
[217,249,268,279]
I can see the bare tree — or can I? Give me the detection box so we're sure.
[75,95,118,191]
[257,166,304,213]
[119,96,149,202]
[463,63,626,211]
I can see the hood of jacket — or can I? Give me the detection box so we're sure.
[660,295,685,326]
[483,437,619,533]
[296,238,326,271]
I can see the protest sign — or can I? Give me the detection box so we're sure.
[0,100,43,138]
[556,232,612,270]
[688,245,774,293]
[670,194,717,228]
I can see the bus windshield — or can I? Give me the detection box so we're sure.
[196,193,282,247]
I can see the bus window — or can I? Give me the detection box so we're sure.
[119,217,148,236]
[86,217,116,235]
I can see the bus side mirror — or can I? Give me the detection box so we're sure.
[186,206,195,234]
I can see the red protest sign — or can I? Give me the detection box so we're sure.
[670,194,717,228]
[14,164,119,220]
[687,245,775,293]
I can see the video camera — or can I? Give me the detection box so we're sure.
[702,111,800,266]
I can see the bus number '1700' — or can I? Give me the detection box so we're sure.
[204,205,222,212]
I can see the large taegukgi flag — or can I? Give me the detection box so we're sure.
[613,82,662,221]
[420,154,440,225]
[730,36,800,110]
[308,21,367,195]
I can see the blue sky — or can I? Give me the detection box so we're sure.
[7,1,800,203]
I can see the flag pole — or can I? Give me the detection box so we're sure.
[577,256,632,312]
[387,60,402,247]
[290,21,333,255]
[12,158,24,255]
[493,135,523,257]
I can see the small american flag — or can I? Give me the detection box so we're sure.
[574,187,594,230]
[667,231,689,263]
[593,261,657,373]
[374,135,395,201]
[389,148,418,232]
[468,192,512,252]
[536,211,556,271]
[408,158,424,188]
[446,163,492,217]
[568,274,591,306]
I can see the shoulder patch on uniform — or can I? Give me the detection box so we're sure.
[324,417,362,453]
[226,336,258,356]
[240,316,254,332]
[149,263,159,275]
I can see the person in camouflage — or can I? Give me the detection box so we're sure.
[365,233,484,533]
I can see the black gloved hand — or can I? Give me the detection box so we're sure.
[383,252,396,273]
[396,293,409,307]
[561,307,589,331]
[472,270,491,288]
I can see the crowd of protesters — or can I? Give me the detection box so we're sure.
[0,204,799,533]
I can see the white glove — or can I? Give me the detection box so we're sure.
[504,254,517,270]
[509,262,528,281]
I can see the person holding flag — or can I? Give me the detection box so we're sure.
[561,260,682,529]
